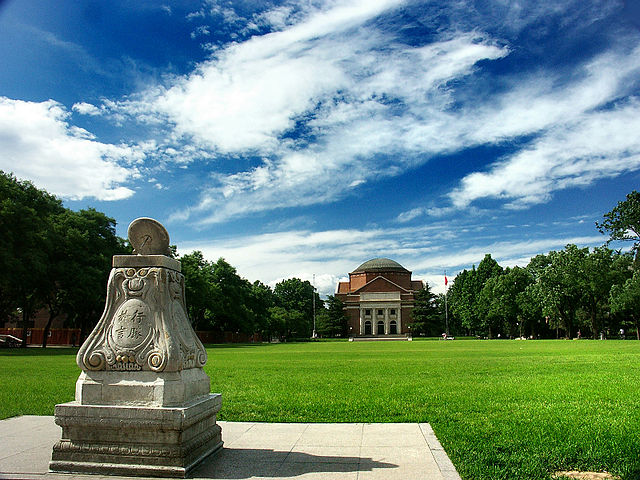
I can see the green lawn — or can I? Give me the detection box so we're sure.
[1,340,639,479]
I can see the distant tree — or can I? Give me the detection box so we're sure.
[273,278,321,338]
[209,258,255,334]
[477,277,505,338]
[314,311,332,337]
[448,268,478,335]
[578,247,632,339]
[610,272,640,340]
[49,209,124,346]
[597,190,640,268]
[248,281,275,337]
[448,254,503,336]
[478,267,533,338]
[529,245,588,338]
[411,283,442,336]
[0,172,65,346]
[268,305,306,339]
[180,251,218,329]
[319,295,348,337]
[518,284,545,338]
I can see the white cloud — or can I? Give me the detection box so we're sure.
[179,224,606,297]
[0,97,142,201]
[451,98,640,209]
[72,102,102,116]
[107,0,640,224]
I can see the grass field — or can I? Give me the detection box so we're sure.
[1,339,639,479]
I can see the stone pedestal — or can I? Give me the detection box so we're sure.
[50,394,222,477]
[50,218,222,477]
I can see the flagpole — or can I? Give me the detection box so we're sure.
[444,270,449,337]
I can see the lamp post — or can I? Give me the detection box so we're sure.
[444,270,449,337]
[312,274,317,339]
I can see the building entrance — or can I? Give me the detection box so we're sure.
[377,321,385,335]
[364,320,372,335]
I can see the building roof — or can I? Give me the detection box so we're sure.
[352,258,409,273]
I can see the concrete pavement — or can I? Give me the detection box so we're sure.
[0,416,461,480]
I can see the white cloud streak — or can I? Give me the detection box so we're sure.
[452,97,640,209]
[179,223,605,296]
[0,97,142,201]
[107,0,640,224]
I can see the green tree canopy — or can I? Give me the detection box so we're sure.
[318,294,348,337]
[273,278,322,338]
[610,271,640,340]
[411,283,443,336]
[597,190,640,267]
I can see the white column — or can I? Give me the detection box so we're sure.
[359,308,364,335]
[384,308,389,335]
[373,309,378,336]
[397,305,402,334]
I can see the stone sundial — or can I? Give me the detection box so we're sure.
[128,217,171,255]
[50,217,222,478]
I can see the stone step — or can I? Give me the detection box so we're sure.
[350,335,412,341]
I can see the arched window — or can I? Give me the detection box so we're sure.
[364,320,372,335]
[389,320,397,334]
[377,321,385,335]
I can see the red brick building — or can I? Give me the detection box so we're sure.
[335,258,423,336]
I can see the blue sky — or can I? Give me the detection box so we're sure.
[1,0,639,296]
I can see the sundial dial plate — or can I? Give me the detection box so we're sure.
[127,217,170,255]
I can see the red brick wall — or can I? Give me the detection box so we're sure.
[0,328,81,345]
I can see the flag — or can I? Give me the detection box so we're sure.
[444,275,448,286]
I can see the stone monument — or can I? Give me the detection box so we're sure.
[50,218,222,478]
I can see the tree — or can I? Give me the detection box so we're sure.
[248,281,275,338]
[0,172,65,346]
[411,283,442,336]
[610,272,640,340]
[578,247,632,339]
[209,258,255,334]
[318,295,348,337]
[478,267,534,338]
[448,254,503,336]
[181,251,217,329]
[273,278,321,338]
[597,190,640,268]
[46,209,124,346]
[529,245,588,338]
[448,268,478,334]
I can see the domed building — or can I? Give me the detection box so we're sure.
[335,258,423,336]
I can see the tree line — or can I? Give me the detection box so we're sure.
[0,171,348,346]
[179,251,348,340]
[3,170,638,344]
[410,191,640,340]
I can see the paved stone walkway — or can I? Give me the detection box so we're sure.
[0,416,461,480]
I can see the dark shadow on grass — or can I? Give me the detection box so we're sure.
[190,448,397,479]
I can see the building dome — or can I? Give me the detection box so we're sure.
[353,258,409,273]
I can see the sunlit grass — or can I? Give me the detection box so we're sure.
[2,340,639,479]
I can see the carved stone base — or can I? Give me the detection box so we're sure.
[75,368,212,407]
[50,394,222,478]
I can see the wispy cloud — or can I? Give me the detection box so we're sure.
[101,0,639,225]
[451,97,640,209]
[0,97,142,201]
[180,222,606,296]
